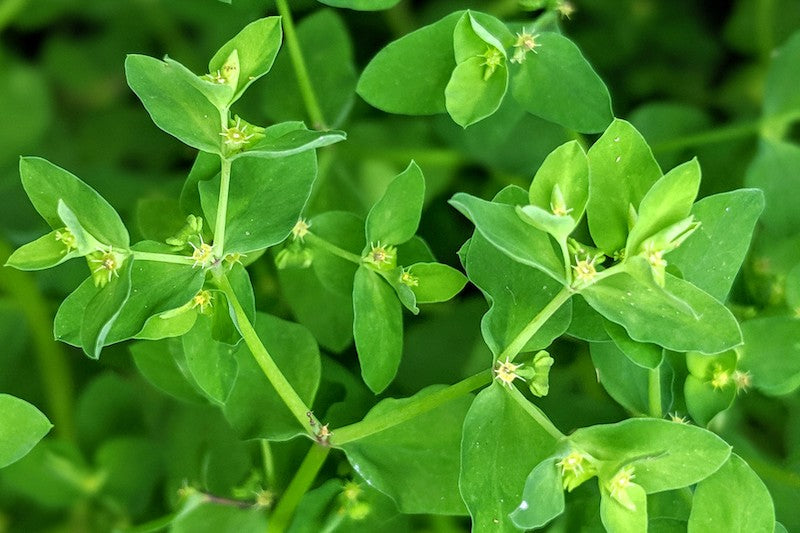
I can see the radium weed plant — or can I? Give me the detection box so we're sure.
[2,1,798,532]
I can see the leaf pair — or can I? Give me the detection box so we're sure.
[125,18,345,157]
[358,10,612,131]
[353,163,467,393]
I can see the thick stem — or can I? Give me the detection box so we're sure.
[217,273,319,436]
[0,241,76,442]
[132,251,195,266]
[648,367,663,418]
[331,370,492,446]
[275,0,327,129]
[508,385,565,440]
[304,232,362,265]
[498,287,572,363]
[269,444,330,533]
[213,157,232,255]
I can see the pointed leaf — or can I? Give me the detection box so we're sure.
[365,161,425,246]
[511,32,612,133]
[353,266,403,393]
[688,454,775,533]
[208,17,282,99]
[233,128,346,160]
[460,385,559,532]
[6,229,79,271]
[406,262,467,303]
[587,120,662,254]
[450,189,565,283]
[0,395,52,469]
[341,386,473,515]
[626,158,701,256]
[528,140,589,235]
[357,12,461,115]
[81,257,134,359]
[125,55,222,154]
[19,157,129,248]
[581,272,742,354]
[669,189,764,302]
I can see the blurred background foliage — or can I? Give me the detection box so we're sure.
[1,0,799,531]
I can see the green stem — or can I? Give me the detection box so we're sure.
[0,242,76,442]
[261,440,277,489]
[650,121,760,153]
[269,444,330,533]
[132,251,195,266]
[275,0,327,129]
[331,370,492,446]
[304,232,362,265]
[498,287,572,363]
[648,367,662,418]
[217,273,319,436]
[214,157,232,255]
[507,385,565,440]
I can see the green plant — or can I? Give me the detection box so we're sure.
[2,1,799,532]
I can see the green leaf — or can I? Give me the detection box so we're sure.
[625,158,701,256]
[445,56,508,128]
[600,482,648,533]
[510,457,565,529]
[182,316,239,405]
[445,13,509,127]
[406,262,467,303]
[317,0,401,10]
[357,12,461,115]
[108,246,205,343]
[586,120,662,254]
[511,32,612,133]
[307,211,363,296]
[81,257,134,359]
[688,454,775,533]
[460,384,559,532]
[581,271,742,354]
[0,395,52,469]
[590,342,651,415]
[465,230,572,356]
[199,123,317,254]
[365,161,425,246]
[277,263,354,353]
[341,385,473,515]
[743,139,800,237]
[450,189,565,283]
[740,317,800,396]
[233,127,346,160]
[259,9,357,128]
[569,418,731,493]
[135,305,198,341]
[566,295,611,342]
[130,339,204,403]
[54,278,96,347]
[604,321,663,369]
[6,229,79,271]
[527,140,589,239]
[763,30,800,123]
[208,16,282,99]
[353,266,403,394]
[19,157,129,248]
[668,189,765,302]
[125,55,222,154]
[223,313,321,441]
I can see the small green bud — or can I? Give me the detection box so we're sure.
[607,465,637,511]
[55,228,78,252]
[517,350,554,397]
[275,242,313,269]
[480,47,504,80]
